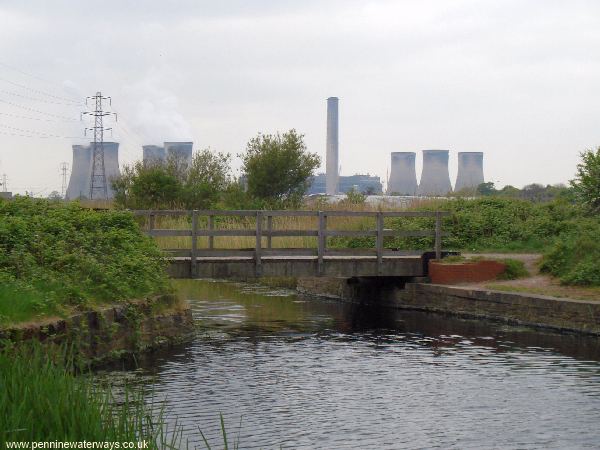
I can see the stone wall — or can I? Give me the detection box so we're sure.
[0,297,195,362]
[297,277,600,336]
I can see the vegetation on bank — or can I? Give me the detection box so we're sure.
[0,344,184,447]
[0,197,169,326]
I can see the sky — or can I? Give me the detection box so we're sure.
[0,0,599,196]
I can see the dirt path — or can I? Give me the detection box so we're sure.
[459,253,600,301]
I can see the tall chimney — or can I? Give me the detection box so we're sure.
[455,152,484,192]
[387,152,417,195]
[326,97,339,195]
[417,150,452,196]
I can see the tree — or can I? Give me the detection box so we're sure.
[112,149,232,209]
[476,182,497,196]
[241,130,320,207]
[571,147,600,212]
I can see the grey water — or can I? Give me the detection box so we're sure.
[102,280,600,449]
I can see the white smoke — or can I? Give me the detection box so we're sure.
[124,71,193,145]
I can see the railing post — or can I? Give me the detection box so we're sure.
[148,213,155,234]
[267,214,273,249]
[376,212,384,275]
[435,211,442,260]
[318,211,326,275]
[208,214,214,250]
[191,210,198,277]
[255,211,263,277]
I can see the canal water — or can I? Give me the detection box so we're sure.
[103,280,600,449]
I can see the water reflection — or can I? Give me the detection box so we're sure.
[102,279,600,449]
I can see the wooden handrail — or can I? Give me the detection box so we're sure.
[131,209,450,276]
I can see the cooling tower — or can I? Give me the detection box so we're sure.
[165,142,193,167]
[66,145,91,200]
[143,145,166,164]
[326,97,339,195]
[102,142,120,197]
[455,152,484,191]
[65,142,120,199]
[387,152,417,195]
[417,150,452,196]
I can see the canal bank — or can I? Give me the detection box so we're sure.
[0,295,195,363]
[296,277,600,336]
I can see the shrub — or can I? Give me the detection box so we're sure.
[497,259,529,280]
[0,197,169,324]
[540,219,600,286]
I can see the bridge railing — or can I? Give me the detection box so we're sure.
[131,210,450,276]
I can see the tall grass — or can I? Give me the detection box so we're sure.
[0,344,186,448]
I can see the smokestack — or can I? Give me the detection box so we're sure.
[326,97,339,195]
[102,142,120,197]
[66,145,91,200]
[165,141,193,168]
[387,152,417,195]
[418,150,452,196]
[143,145,166,165]
[455,152,484,192]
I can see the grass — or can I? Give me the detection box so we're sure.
[0,344,186,448]
[485,283,600,302]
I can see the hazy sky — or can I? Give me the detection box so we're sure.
[1,0,599,195]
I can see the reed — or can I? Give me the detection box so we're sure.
[0,344,186,448]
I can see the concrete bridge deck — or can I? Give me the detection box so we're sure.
[133,209,450,278]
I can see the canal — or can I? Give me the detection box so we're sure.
[102,279,600,449]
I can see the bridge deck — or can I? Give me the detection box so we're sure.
[167,254,427,278]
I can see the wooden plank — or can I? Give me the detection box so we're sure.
[149,229,192,237]
[208,214,214,249]
[324,230,377,237]
[376,212,384,275]
[262,248,317,256]
[196,230,256,237]
[194,250,256,257]
[262,210,319,217]
[191,211,198,277]
[267,215,273,249]
[266,230,319,237]
[255,211,262,276]
[383,230,435,237]
[318,212,326,275]
[382,211,449,218]
[435,211,442,260]
[321,211,378,217]
[324,249,377,256]
[162,249,192,257]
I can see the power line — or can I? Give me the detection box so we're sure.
[0,73,82,103]
[0,98,79,121]
[0,123,85,139]
[0,89,84,106]
[0,129,87,140]
[0,111,80,123]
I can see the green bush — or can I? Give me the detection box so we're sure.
[540,219,600,286]
[0,197,169,324]
[497,258,529,280]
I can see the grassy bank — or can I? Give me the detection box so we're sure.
[0,197,170,326]
[0,344,184,447]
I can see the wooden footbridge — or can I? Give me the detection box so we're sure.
[133,210,450,279]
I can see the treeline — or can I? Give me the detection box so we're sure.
[112,129,320,210]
